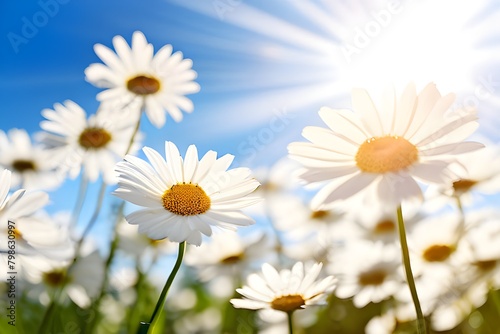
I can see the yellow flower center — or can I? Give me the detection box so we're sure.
[358,269,387,286]
[422,244,453,262]
[271,294,306,312]
[473,260,496,272]
[127,75,161,95]
[355,136,418,173]
[220,253,244,265]
[13,228,23,240]
[310,210,329,220]
[12,159,36,172]
[148,238,168,246]
[374,219,396,234]
[78,128,112,149]
[43,270,68,287]
[452,179,477,197]
[162,183,211,216]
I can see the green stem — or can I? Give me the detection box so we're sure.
[71,175,89,226]
[38,181,107,332]
[124,107,142,155]
[86,201,124,333]
[490,288,500,317]
[127,264,146,333]
[74,181,108,258]
[38,284,63,332]
[141,241,186,334]
[455,196,466,238]
[287,312,294,334]
[396,206,426,334]
[86,113,142,332]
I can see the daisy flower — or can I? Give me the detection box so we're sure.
[349,199,421,244]
[269,193,345,241]
[0,213,74,260]
[39,100,141,184]
[230,262,336,314]
[426,144,500,207]
[409,212,464,279]
[115,218,177,272]
[288,83,483,209]
[460,209,500,287]
[113,141,260,246]
[22,250,104,308]
[330,241,403,308]
[85,31,200,128]
[430,280,489,332]
[185,231,271,281]
[0,129,62,190]
[0,169,49,240]
[365,309,398,334]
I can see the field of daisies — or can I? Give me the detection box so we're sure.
[2,4,500,334]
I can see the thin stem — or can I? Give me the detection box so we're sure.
[38,285,63,332]
[262,186,286,265]
[74,181,108,256]
[71,175,89,225]
[124,107,142,155]
[86,201,125,333]
[455,196,466,238]
[287,312,294,334]
[396,206,427,334]
[127,262,147,333]
[38,181,107,332]
[142,241,186,334]
[490,288,500,317]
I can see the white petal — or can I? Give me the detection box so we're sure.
[402,83,441,138]
[204,211,255,227]
[419,142,484,156]
[165,141,184,182]
[142,147,175,186]
[351,88,384,137]
[318,107,369,144]
[301,126,358,155]
[183,145,199,183]
[230,298,268,310]
[145,96,166,128]
[415,114,478,147]
[261,263,283,292]
[311,173,377,209]
[191,150,217,184]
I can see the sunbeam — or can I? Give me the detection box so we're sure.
[172,0,500,148]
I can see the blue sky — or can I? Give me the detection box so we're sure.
[2,0,500,246]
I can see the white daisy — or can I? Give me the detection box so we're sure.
[269,194,345,241]
[0,129,62,190]
[85,31,200,128]
[39,100,141,184]
[350,199,421,244]
[116,218,176,271]
[430,280,489,332]
[0,213,74,260]
[267,193,350,263]
[460,209,500,287]
[22,250,104,308]
[113,141,260,246]
[427,144,500,207]
[409,212,464,279]
[230,262,336,313]
[331,241,403,308]
[365,309,398,334]
[0,169,48,219]
[288,83,483,209]
[185,231,271,281]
